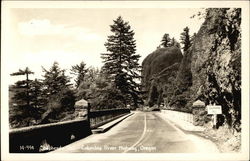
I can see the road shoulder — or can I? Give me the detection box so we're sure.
[157,112,220,153]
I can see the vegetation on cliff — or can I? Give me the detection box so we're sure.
[141,46,183,107]
[190,8,241,130]
[141,8,241,132]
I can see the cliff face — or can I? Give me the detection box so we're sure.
[189,8,241,129]
[141,46,183,106]
[190,9,240,98]
[141,8,241,129]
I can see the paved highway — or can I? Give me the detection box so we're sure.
[53,111,218,153]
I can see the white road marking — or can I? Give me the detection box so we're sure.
[123,113,147,153]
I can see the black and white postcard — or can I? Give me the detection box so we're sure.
[1,1,249,161]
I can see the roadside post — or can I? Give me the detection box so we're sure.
[206,104,222,129]
[74,99,90,125]
[192,100,206,126]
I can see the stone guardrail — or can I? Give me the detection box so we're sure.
[161,110,194,124]
[89,108,130,128]
[9,108,130,153]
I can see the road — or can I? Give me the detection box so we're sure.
[53,111,218,153]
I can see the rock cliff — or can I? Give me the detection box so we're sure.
[189,8,241,129]
[141,8,241,129]
[141,46,183,106]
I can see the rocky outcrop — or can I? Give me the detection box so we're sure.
[141,8,241,130]
[141,46,183,106]
[188,8,241,129]
[175,8,242,129]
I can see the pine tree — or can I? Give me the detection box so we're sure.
[10,67,34,107]
[170,37,181,48]
[180,26,191,52]
[42,62,71,96]
[29,79,46,109]
[42,62,75,111]
[190,32,197,45]
[161,33,171,47]
[101,16,141,107]
[71,61,88,88]
[9,68,43,127]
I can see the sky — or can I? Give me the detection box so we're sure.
[6,8,205,84]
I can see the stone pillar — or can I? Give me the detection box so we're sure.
[74,99,88,119]
[192,100,206,126]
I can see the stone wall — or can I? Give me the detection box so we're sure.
[161,110,194,124]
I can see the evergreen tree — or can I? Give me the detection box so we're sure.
[190,32,197,45]
[9,68,43,127]
[29,79,46,109]
[42,62,71,96]
[10,67,34,107]
[170,37,181,48]
[71,61,88,88]
[180,26,191,52]
[76,66,100,100]
[161,33,171,47]
[42,62,75,111]
[101,16,141,107]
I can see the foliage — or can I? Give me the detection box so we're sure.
[41,62,76,122]
[161,33,171,47]
[9,68,44,128]
[148,85,158,107]
[162,54,192,111]
[29,79,47,110]
[170,37,181,48]
[90,84,126,110]
[200,8,241,131]
[163,76,177,107]
[76,66,100,100]
[160,34,181,48]
[190,32,197,44]
[171,51,193,110]
[42,62,71,96]
[85,66,100,83]
[142,47,183,93]
[9,63,77,128]
[71,61,88,88]
[141,47,183,108]
[76,67,126,110]
[143,9,241,130]
[180,26,191,52]
[10,67,34,106]
[101,16,142,107]
[10,67,34,77]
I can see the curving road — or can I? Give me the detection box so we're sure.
[53,111,218,153]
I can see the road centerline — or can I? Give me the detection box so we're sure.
[123,113,147,153]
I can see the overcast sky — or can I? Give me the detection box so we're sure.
[6,8,204,84]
